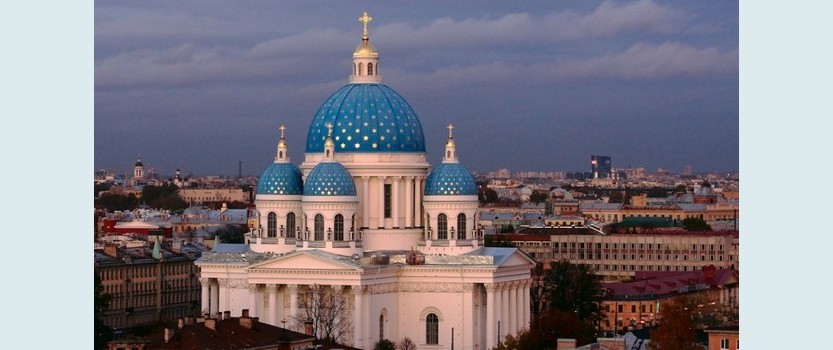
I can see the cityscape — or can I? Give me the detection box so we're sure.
[93,2,740,350]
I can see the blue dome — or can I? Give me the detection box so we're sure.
[256,162,303,195]
[306,84,426,153]
[303,162,357,196]
[424,163,477,196]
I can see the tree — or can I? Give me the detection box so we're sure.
[374,339,397,350]
[397,337,416,350]
[648,298,697,350]
[528,190,548,204]
[681,218,711,231]
[294,284,351,344]
[214,224,248,243]
[540,260,604,343]
[94,271,113,349]
[480,188,499,204]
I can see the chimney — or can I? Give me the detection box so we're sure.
[597,338,626,350]
[223,310,231,320]
[242,309,250,318]
[177,318,185,329]
[304,321,314,336]
[215,312,222,320]
[204,319,216,330]
[556,338,577,350]
[185,316,195,325]
[164,328,174,343]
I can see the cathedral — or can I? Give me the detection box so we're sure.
[196,12,534,350]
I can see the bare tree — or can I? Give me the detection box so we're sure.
[294,284,352,344]
[397,337,416,350]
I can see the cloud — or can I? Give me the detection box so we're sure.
[552,42,738,79]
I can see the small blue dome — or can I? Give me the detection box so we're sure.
[306,84,426,153]
[303,162,357,196]
[424,163,477,196]
[257,163,303,195]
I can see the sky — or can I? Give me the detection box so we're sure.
[94,0,738,177]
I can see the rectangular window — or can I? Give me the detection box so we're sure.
[720,338,729,350]
[384,184,392,218]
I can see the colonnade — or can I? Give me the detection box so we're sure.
[359,175,424,229]
[199,278,372,349]
[485,280,531,349]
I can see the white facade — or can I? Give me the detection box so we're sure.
[196,12,534,350]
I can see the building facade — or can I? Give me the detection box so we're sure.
[504,229,739,280]
[95,238,204,330]
[196,13,534,350]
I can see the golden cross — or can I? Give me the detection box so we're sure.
[359,11,372,38]
[279,124,286,139]
[447,124,455,138]
[326,123,334,137]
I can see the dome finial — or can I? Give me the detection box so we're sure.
[323,122,336,160]
[351,12,381,83]
[444,123,458,163]
[276,123,290,163]
[359,11,372,40]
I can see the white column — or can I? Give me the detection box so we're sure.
[413,177,422,226]
[267,284,278,325]
[501,283,509,338]
[522,281,530,330]
[353,286,364,348]
[508,282,517,334]
[404,177,413,228]
[218,279,228,313]
[378,176,386,228]
[362,177,370,228]
[248,284,259,318]
[288,284,298,329]
[392,176,400,228]
[210,279,220,315]
[462,284,475,350]
[486,283,497,349]
[200,278,210,315]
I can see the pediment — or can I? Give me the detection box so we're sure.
[497,250,537,268]
[247,251,360,271]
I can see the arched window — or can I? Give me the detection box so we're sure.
[314,214,324,241]
[426,313,439,344]
[334,214,344,241]
[438,214,448,240]
[379,313,385,341]
[286,212,296,238]
[457,213,467,240]
[267,212,277,237]
[367,63,374,76]
[358,63,363,76]
[353,63,356,75]
[375,63,378,75]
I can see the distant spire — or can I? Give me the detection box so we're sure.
[443,123,458,163]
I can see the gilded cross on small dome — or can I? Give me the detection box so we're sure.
[279,124,286,139]
[359,11,372,38]
[447,124,455,138]
[326,122,334,137]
